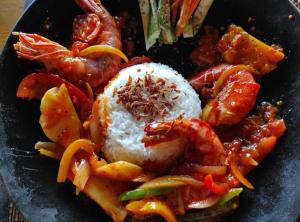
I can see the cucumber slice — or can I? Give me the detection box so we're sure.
[148,0,160,47]
[192,0,215,36]
[157,0,176,44]
[183,18,194,38]
[138,0,159,50]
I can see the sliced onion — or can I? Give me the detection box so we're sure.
[95,161,142,181]
[193,165,227,175]
[57,139,94,183]
[78,44,128,62]
[230,162,254,189]
[73,159,90,194]
[34,141,64,160]
[131,172,156,183]
[187,195,221,209]
[83,176,128,222]
[240,156,258,167]
[139,175,203,190]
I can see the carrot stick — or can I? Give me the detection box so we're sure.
[189,0,201,17]
[171,0,182,25]
[176,0,191,36]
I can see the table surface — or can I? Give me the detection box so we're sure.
[0,0,299,222]
[0,0,23,49]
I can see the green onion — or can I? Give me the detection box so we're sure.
[120,187,173,201]
[218,188,243,205]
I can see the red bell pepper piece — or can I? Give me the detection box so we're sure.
[204,174,229,196]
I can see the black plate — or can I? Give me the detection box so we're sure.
[0,0,300,221]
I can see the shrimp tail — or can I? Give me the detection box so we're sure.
[13,32,70,61]
[75,0,108,19]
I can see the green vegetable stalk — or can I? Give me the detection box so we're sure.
[157,0,176,44]
[192,0,215,36]
[138,0,159,50]
[183,18,194,38]
[148,0,160,45]
[120,187,173,201]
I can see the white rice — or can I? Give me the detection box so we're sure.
[98,63,202,168]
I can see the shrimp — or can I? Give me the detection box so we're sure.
[143,118,225,166]
[14,0,121,88]
[190,65,260,126]
[218,25,285,76]
[189,64,234,99]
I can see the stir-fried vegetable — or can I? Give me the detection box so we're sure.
[34,142,64,160]
[204,174,230,195]
[72,159,90,194]
[57,139,95,182]
[218,188,243,205]
[139,175,203,189]
[230,162,254,189]
[78,45,128,62]
[83,176,128,222]
[129,188,244,221]
[126,200,177,222]
[120,187,173,201]
[40,84,81,147]
[179,188,243,222]
[187,195,220,209]
[193,165,227,175]
[95,161,143,181]
[179,197,239,222]
[131,172,156,183]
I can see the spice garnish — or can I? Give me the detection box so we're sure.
[115,74,180,121]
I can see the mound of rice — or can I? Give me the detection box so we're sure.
[98,63,202,170]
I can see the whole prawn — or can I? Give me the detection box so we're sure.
[189,65,260,127]
[14,0,121,88]
[143,118,225,166]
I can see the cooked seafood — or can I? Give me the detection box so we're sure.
[14,0,122,88]
[143,118,225,165]
[190,64,260,126]
[218,25,285,76]
[14,1,287,222]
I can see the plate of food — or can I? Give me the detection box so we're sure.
[0,0,299,221]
